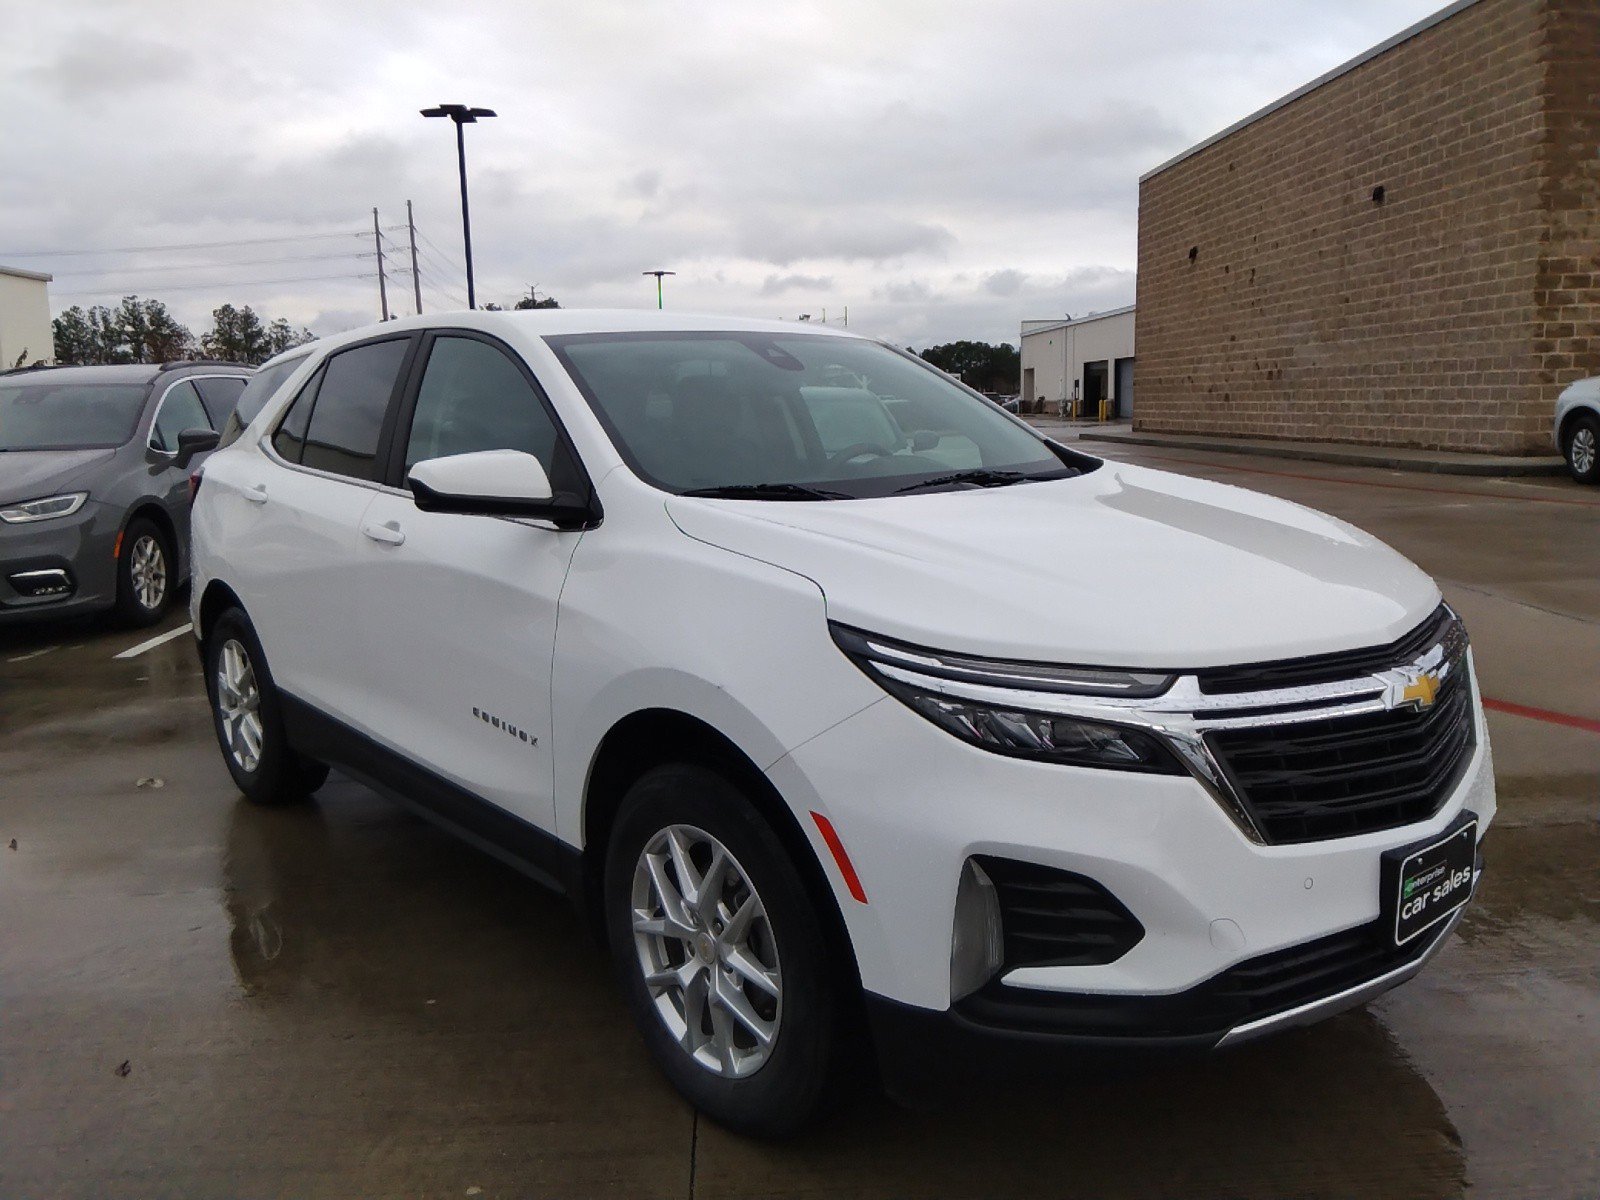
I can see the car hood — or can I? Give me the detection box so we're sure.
[664,462,1440,669]
[0,449,115,504]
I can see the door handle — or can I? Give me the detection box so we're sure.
[243,483,268,505]
[362,520,406,546]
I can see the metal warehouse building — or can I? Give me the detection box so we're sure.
[0,265,53,369]
[1134,0,1599,456]
[1019,306,1135,418]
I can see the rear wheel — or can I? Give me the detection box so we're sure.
[1565,412,1599,484]
[114,518,173,627]
[204,608,328,804]
[604,764,842,1136]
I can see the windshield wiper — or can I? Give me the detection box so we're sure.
[681,482,852,501]
[893,469,1043,494]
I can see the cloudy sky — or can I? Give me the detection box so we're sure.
[0,0,1447,349]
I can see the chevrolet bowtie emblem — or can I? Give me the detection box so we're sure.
[1400,672,1440,710]
[1382,665,1443,712]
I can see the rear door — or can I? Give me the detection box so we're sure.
[350,330,591,831]
[240,335,417,725]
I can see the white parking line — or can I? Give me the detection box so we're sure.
[6,646,56,664]
[114,622,193,660]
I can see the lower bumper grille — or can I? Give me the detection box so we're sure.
[976,856,1144,969]
[960,876,1473,1042]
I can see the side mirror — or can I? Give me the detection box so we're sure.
[175,427,220,467]
[911,430,939,452]
[407,449,600,528]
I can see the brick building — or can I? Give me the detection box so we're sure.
[1134,0,1599,455]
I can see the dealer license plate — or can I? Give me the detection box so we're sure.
[1386,816,1478,948]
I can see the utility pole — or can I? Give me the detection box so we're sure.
[373,207,390,321]
[843,306,848,327]
[407,200,423,315]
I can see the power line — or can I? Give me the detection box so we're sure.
[52,270,378,299]
[50,251,373,278]
[2,230,368,259]
[413,226,468,276]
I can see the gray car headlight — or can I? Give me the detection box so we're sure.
[0,492,88,523]
[831,623,1185,774]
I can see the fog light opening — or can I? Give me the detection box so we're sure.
[950,858,1004,1001]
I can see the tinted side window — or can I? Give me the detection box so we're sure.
[272,369,322,463]
[150,380,213,451]
[194,376,247,428]
[404,337,563,475]
[300,339,409,481]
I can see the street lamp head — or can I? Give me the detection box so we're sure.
[642,270,676,278]
[421,104,497,123]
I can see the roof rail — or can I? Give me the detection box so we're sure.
[157,358,249,372]
[0,362,64,376]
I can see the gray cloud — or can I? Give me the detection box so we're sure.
[760,273,836,297]
[0,0,1447,345]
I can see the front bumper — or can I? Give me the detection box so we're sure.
[0,501,120,623]
[768,657,1496,1016]
[864,900,1471,1094]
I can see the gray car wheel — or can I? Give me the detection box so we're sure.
[113,518,172,627]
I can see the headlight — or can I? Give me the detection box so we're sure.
[0,492,88,523]
[831,623,1185,773]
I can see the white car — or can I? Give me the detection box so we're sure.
[191,311,1494,1134]
[1555,376,1600,484]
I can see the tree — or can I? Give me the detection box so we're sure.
[52,307,97,364]
[918,341,1020,393]
[52,297,306,366]
[201,304,271,364]
[265,318,314,359]
[513,291,560,310]
[112,297,193,362]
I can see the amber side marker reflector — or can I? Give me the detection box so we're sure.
[810,811,868,904]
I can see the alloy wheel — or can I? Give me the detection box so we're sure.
[216,638,265,773]
[631,824,783,1078]
[1573,426,1597,476]
[129,534,167,612]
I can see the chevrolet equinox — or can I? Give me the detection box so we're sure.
[191,310,1494,1134]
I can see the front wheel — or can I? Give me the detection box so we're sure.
[1565,412,1599,484]
[114,518,173,627]
[204,608,328,804]
[604,764,843,1137]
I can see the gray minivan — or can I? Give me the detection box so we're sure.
[0,361,251,626]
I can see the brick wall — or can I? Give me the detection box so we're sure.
[1135,0,1596,454]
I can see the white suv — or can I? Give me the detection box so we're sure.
[192,311,1494,1133]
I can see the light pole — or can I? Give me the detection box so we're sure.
[420,103,496,309]
[642,270,675,310]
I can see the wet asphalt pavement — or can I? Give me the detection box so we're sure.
[2,440,1597,1199]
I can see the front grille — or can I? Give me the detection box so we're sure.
[1206,666,1475,844]
[1198,605,1453,695]
[975,856,1144,969]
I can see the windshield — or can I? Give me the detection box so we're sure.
[0,381,149,451]
[548,332,1087,498]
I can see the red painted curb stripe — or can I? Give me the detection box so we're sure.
[810,811,868,904]
[1482,697,1600,736]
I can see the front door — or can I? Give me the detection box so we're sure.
[351,331,589,833]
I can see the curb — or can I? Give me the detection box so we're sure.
[1077,431,1567,478]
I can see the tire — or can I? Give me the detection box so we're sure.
[204,608,329,805]
[114,517,174,627]
[604,764,843,1137]
[1564,412,1600,485]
